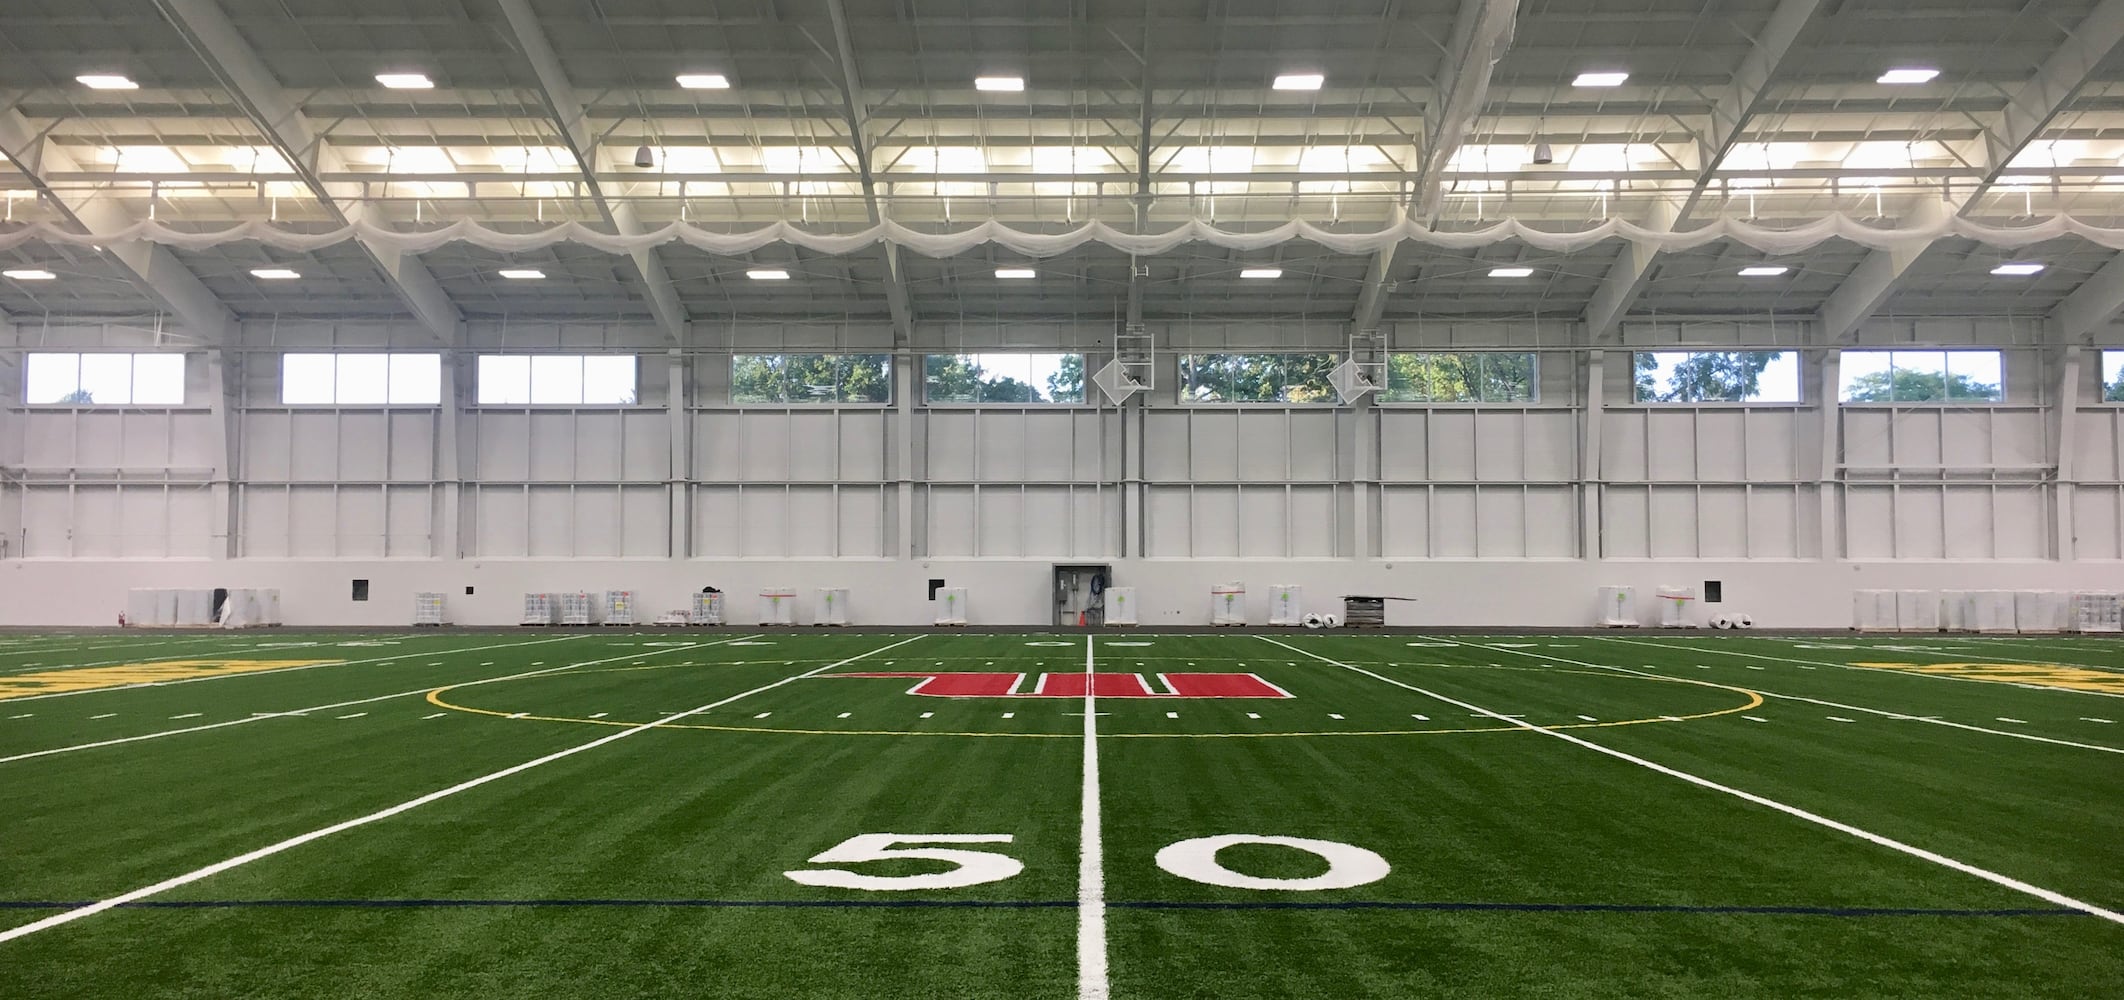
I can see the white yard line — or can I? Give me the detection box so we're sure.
[1259,635,2124,928]
[0,633,592,705]
[1078,634,1109,1000]
[0,634,927,947]
[0,635,767,766]
[1606,635,2124,701]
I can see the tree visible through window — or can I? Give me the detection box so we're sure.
[1633,351,1797,402]
[732,354,892,404]
[2102,351,2124,403]
[1384,352,1536,403]
[1839,351,2001,403]
[925,354,1085,403]
[1181,354,1338,403]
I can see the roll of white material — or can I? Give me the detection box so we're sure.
[1736,614,1755,628]
[1711,615,1733,629]
[1322,613,1341,628]
[1303,613,1324,629]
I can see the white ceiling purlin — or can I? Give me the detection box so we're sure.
[1582,0,1822,342]
[1126,9,1153,331]
[824,0,914,342]
[1821,0,2124,343]
[151,0,461,347]
[493,0,686,345]
[0,111,235,344]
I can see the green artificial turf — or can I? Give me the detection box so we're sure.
[0,629,2118,998]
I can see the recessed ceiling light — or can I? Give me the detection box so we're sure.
[1878,68,1940,85]
[75,75,138,90]
[1272,73,1324,91]
[1738,266,1790,277]
[676,73,731,89]
[1488,266,1535,278]
[746,269,792,280]
[249,268,301,280]
[498,269,546,280]
[995,268,1037,279]
[375,73,434,89]
[1239,268,1285,279]
[974,76,1025,92]
[1991,262,2045,276]
[1573,71,1630,88]
[2,269,57,280]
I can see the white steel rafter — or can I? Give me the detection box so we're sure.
[1583,0,1821,341]
[1821,0,2124,342]
[824,0,915,341]
[150,0,461,346]
[494,0,687,345]
[0,110,234,343]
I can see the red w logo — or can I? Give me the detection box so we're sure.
[831,672,1291,699]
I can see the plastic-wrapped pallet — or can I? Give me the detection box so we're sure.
[1656,586,1695,628]
[1267,586,1303,626]
[692,591,724,625]
[2014,591,2070,633]
[1939,591,1975,632]
[1852,590,1898,631]
[221,589,282,628]
[603,591,637,626]
[760,588,797,625]
[1105,587,1138,625]
[126,589,169,626]
[521,593,558,626]
[413,592,446,626]
[816,588,850,625]
[1210,583,1246,626]
[1972,591,2018,633]
[1596,586,1637,627]
[2072,592,2123,633]
[559,591,595,626]
[933,587,969,625]
[1896,591,1939,632]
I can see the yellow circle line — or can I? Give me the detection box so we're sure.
[423,668,1765,739]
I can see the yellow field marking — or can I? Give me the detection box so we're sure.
[0,660,342,700]
[424,667,1764,739]
[1852,662,2124,696]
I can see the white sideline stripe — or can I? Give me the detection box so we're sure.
[1078,633,1109,1000]
[0,633,590,705]
[0,633,928,947]
[1583,659,2124,757]
[1262,635,2124,928]
[0,635,768,767]
[1606,635,2124,701]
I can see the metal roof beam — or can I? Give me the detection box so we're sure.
[2052,251,2124,343]
[0,110,235,344]
[152,0,461,346]
[1580,0,1821,341]
[494,0,685,345]
[1969,0,2124,202]
[1411,0,1518,220]
[824,0,913,343]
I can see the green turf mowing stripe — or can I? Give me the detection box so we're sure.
[0,635,929,946]
[1268,636,2124,926]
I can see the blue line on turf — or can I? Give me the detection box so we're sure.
[0,899,2087,918]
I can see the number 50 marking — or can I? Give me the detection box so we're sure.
[785,833,1388,892]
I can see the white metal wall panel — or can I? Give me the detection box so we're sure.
[1647,488,1701,558]
[386,485,433,556]
[1430,487,1479,557]
[474,487,528,557]
[1602,486,1650,558]
[2075,486,2123,560]
[925,486,977,557]
[1526,487,1578,557]
[1379,487,1429,557]
[691,487,742,557]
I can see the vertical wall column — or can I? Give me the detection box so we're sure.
[1350,390,1374,559]
[435,351,464,560]
[1811,348,1841,559]
[895,357,915,558]
[666,348,691,558]
[205,348,239,560]
[1579,350,1605,560]
[2053,346,2084,562]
